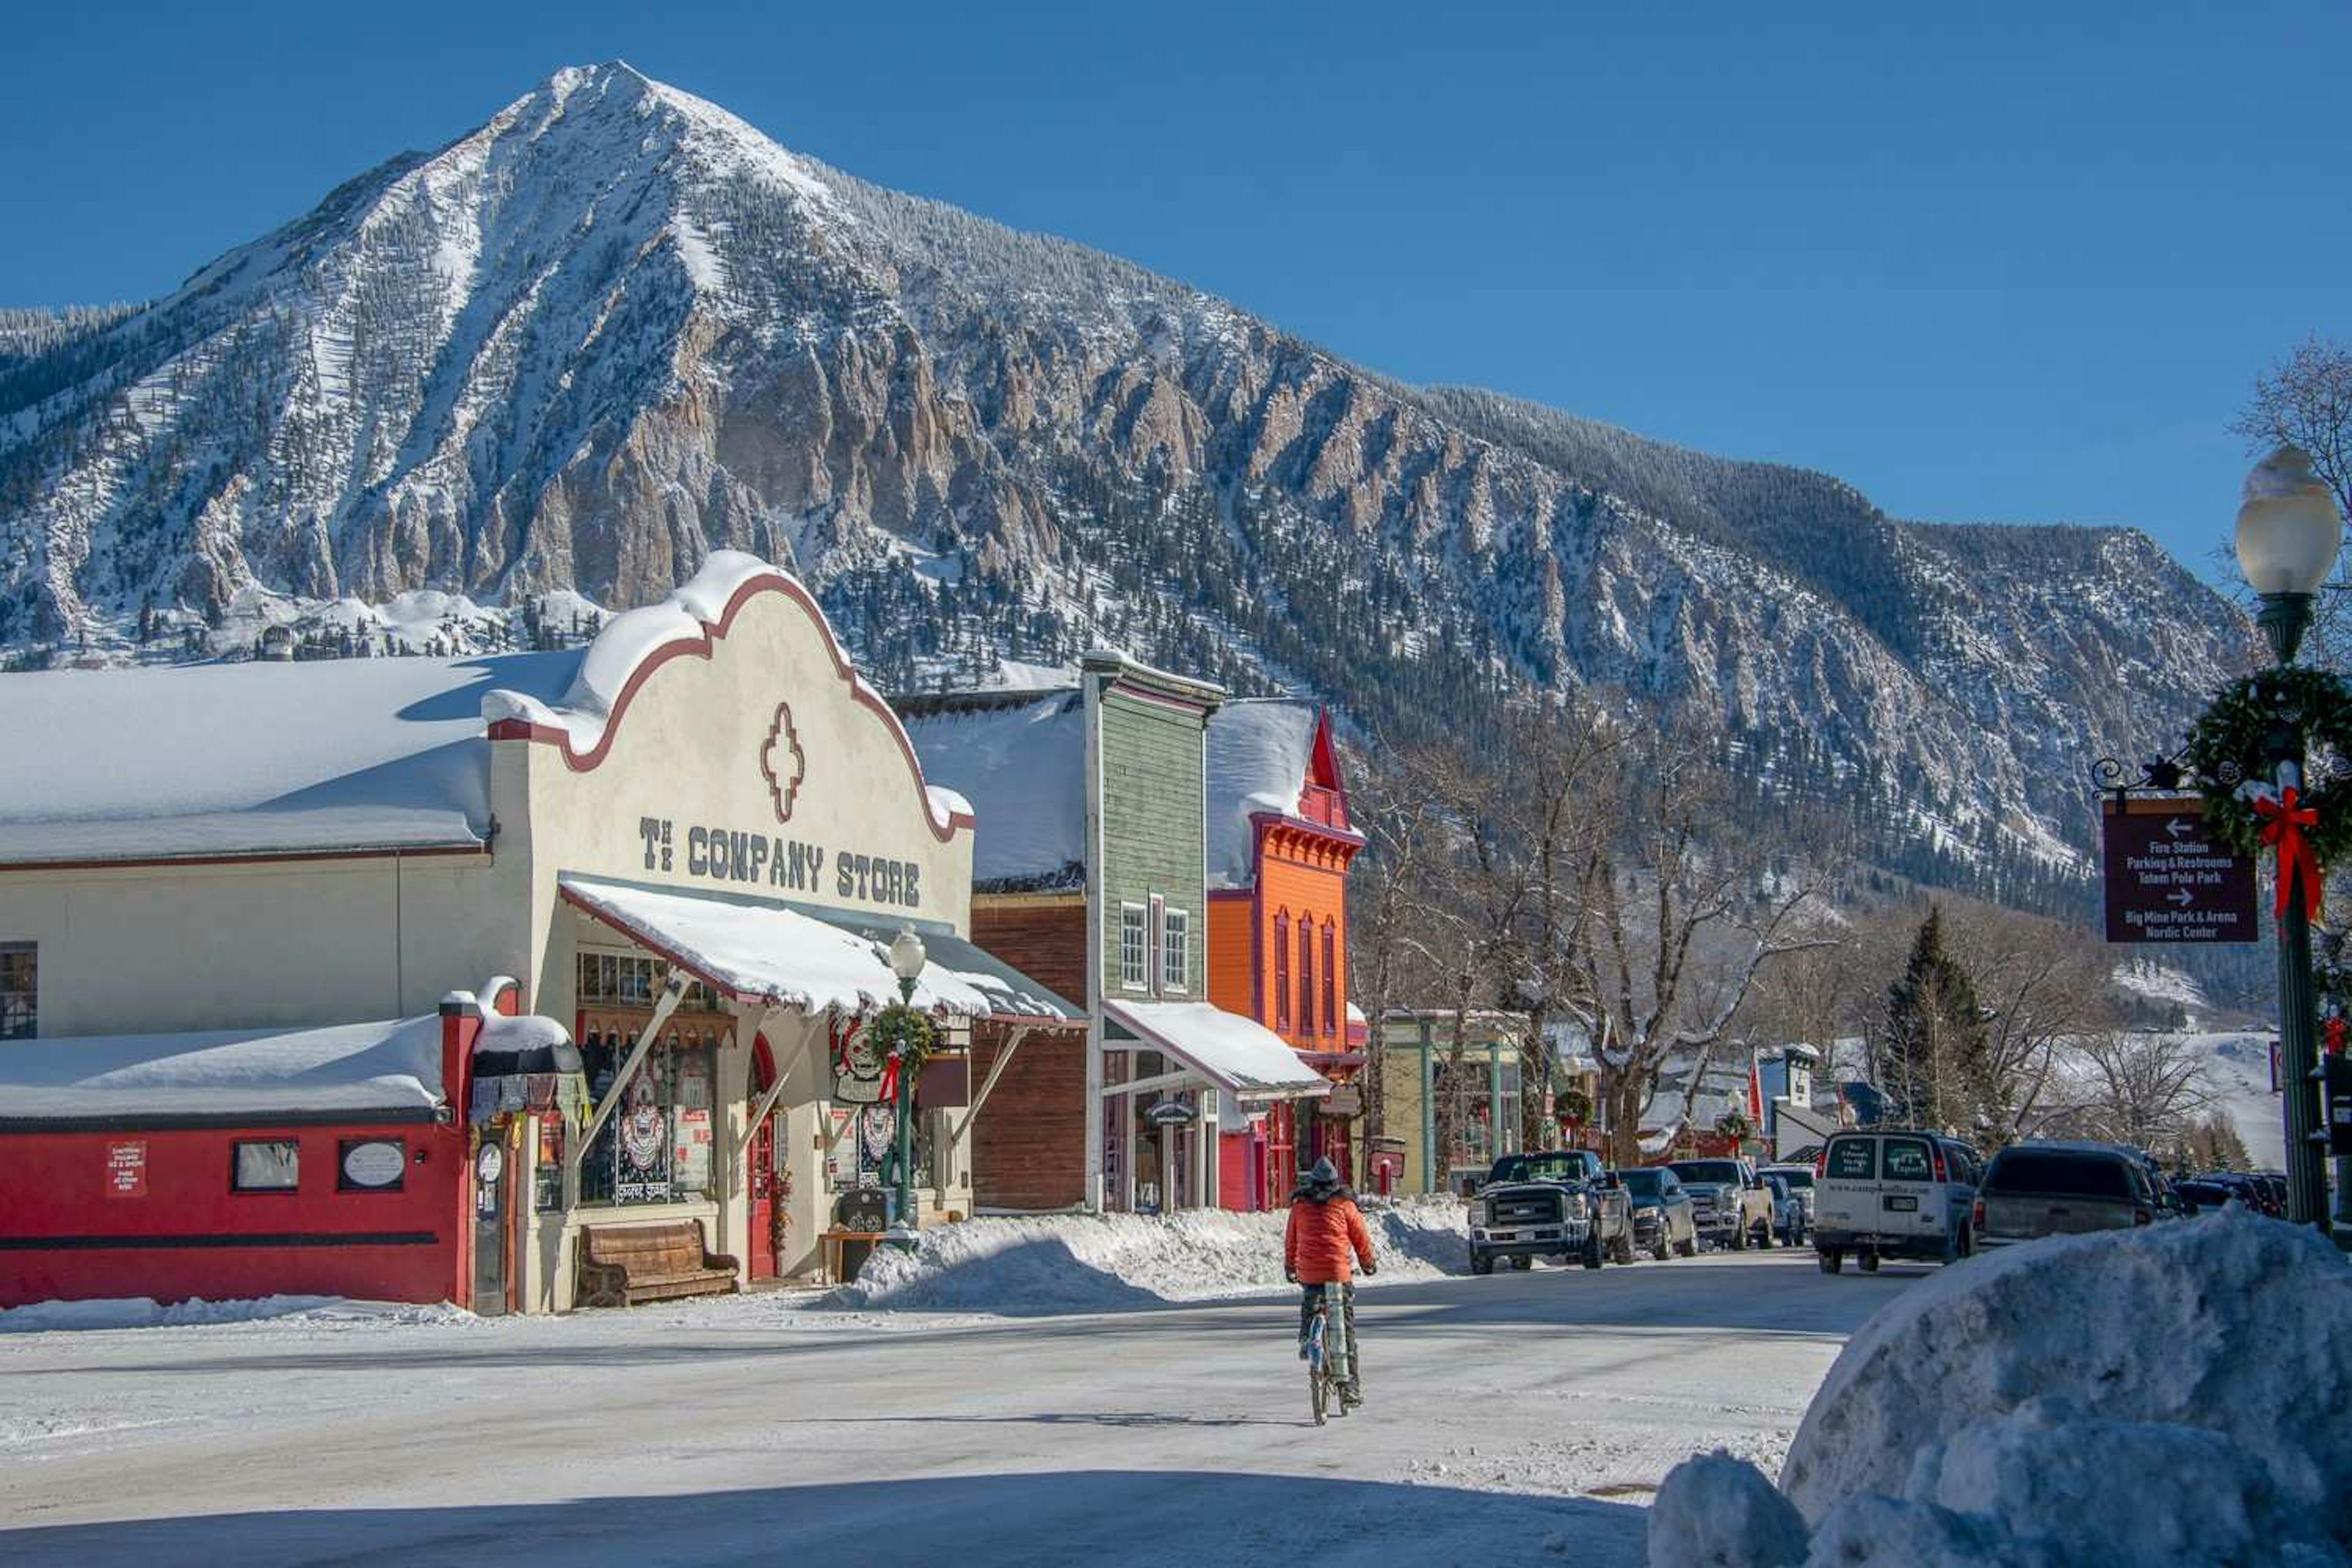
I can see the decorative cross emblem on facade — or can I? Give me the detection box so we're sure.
[761,702,807,823]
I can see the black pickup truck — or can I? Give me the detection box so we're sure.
[1469,1150,1637,1273]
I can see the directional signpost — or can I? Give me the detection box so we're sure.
[2101,797,2258,945]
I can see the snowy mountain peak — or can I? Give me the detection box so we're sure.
[0,67,2256,898]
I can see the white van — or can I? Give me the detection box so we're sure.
[1812,1129,1983,1273]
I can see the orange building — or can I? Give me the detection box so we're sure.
[1204,701,1365,1209]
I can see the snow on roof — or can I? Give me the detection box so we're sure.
[560,875,1077,1022]
[1204,699,1334,889]
[899,691,1087,890]
[0,551,962,865]
[478,551,773,751]
[0,650,579,863]
[483,551,965,833]
[0,1016,447,1124]
[1102,1000,1330,1100]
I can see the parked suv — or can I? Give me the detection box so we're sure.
[1667,1158,1778,1250]
[1471,1150,1635,1272]
[1611,1166,1699,1261]
[1813,1129,1983,1273]
[1973,1142,2171,1250]
[1762,1163,1817,1240]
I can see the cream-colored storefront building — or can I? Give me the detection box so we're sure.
[0,554,1076,1311]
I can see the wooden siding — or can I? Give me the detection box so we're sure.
[971,895,1087,1007]
[1095,685,1209,999]
[1254,846,1351,1049]
[970,1023,1087,1211]
[966,896,1088,1210]
[1205,891,1254,1020]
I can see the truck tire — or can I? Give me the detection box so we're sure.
[1677,1230,1698,1258]
[1612,1231,1637,1265]
[1653,1234,1674,1262]
[1757,1219,1776,1250]
[1819,1250,1843,1274]
[1471,1251,1494,1276]
[1859,1252,1881,1274]
[1509,1254,1533,1271]
[1729,1222,1746,1251]
[1583,1232,1605,1269]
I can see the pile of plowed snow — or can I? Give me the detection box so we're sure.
[1649,1205,2352,1566]
[835,1198,1468,1314]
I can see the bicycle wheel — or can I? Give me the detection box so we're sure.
[1307,1308,1329,1425]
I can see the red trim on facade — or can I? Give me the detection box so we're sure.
[492,570,969,845]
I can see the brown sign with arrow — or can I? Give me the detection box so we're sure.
[2101,797,2258,945]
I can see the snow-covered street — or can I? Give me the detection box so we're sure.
[0,1251,1893,1566]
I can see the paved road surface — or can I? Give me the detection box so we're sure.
[0,1250,1924,1566]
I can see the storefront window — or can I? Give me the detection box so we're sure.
[578,1026,719,1207]
[231,1139,300,1192]
[576,952,712,1009]
[1161,908,1189,993]
[0,943,33,1039]
[534,1116,566,1213]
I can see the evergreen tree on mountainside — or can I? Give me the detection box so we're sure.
[1879,907,1993,1134]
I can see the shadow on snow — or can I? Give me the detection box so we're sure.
[0,1470,1645,1568]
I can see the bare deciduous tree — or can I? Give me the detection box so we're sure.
[1943,902,2118,1145]
[2070,1030,2214,1152]
[1578,723,1839,1166]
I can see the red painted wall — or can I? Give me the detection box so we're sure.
[0,1120,471,1308]
[0,1004,480,1310]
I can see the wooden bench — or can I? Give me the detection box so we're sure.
[577,1221,740,1308]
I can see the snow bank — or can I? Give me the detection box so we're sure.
[1648,1208,2352,1565]
[1646,1450,1807,1568]
[0,1295,475,1335]
[835,1199,1468,1314]
[0,1295,340,1333]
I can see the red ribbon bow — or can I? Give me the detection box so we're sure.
[2255,786,2324,923]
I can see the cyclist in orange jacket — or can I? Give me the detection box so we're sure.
[1285,1157,1376,1398]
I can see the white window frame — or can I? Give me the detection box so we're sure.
[1119,903,1150,992]
[1161,905,1189,995]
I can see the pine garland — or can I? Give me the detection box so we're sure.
[2185,666,2352,865]
[867,1003,938,1082]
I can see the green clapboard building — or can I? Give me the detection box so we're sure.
[901,651,1328,1213]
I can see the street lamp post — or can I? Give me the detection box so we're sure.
[2234,446,2343,1229]
[886,927,928,1245]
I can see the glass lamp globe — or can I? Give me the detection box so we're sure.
[888,927,928,984]
[2236,445,2343,598]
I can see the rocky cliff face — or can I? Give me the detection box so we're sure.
[0,62,2255,892]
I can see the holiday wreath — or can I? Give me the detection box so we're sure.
[865,1001,938,1097]
[2185,665,2352,917]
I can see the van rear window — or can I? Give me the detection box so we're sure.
[1986,1151,2133,1200]
[1882,1138,1933,1182]
[1825,1139,1875,1180]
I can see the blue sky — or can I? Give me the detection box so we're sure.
[4,1,2343,578]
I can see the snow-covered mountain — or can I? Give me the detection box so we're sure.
[0,62,2256,895]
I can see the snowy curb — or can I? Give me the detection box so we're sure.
[0,1294,474,1335]
[829,1199,1469,1314]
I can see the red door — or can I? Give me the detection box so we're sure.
[749,1112,777,1279]
[748,1039,778,1280]
[1266,1103,1297,1208]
